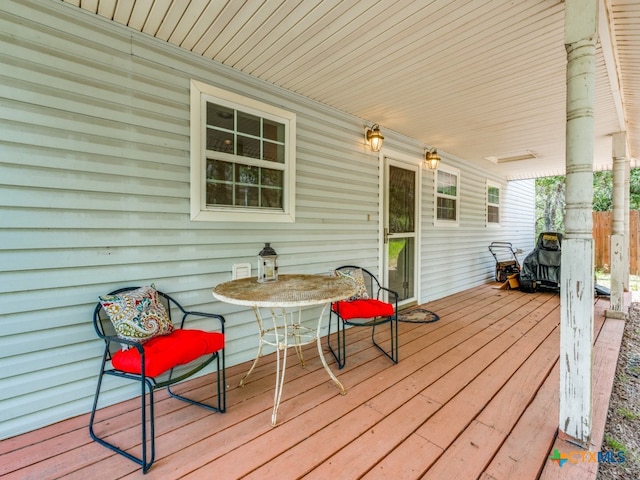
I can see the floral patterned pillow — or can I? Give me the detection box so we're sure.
[334,268,370,301]
[99,285,174,346]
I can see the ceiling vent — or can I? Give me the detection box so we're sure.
[485,151,538,164]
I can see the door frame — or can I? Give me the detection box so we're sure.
[379,149,423,307]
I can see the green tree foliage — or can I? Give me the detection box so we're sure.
[592,170,613,211]
[632,170,640,209]
[591,169,640,211]
[535,168,640,238]
[535,175,565,236]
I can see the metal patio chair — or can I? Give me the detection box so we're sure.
[89,286,226,474]
[327,266,399,369]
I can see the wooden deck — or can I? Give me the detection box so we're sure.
[0,284,625,480]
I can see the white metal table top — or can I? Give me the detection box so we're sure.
[211,274,357,308]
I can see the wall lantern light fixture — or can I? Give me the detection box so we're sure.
[365,124,384,152]
[424,148,441,170]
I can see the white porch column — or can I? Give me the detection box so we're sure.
[624,159,630,290]
[607,132,628,317]
[559,0,597,446]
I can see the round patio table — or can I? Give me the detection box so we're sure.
[212,274,357,426]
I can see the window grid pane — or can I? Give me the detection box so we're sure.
[437,197,456,220]
[205,159,283,209]
[436,170,458,222]
[438,171,457,197]
[205,101,286,210]
[488,205,499,223]
[488,186,500,204]
[487,185,500,223]
[206,103,285,162]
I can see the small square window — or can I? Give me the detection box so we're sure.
[191,80,296,222]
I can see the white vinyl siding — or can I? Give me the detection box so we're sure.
[420,159,534,302]
[0,0,380,439]
[0,0,535,439]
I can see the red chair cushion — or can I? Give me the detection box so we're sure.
[332,299,394,320]
[112,329,224,377]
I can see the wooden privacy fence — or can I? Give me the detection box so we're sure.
[593,210,640,275]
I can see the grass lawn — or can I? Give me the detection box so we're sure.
[595,271,640,300]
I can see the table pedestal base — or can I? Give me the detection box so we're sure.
[239,304,345,426]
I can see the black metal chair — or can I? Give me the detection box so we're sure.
[89,286,226,474]
[327,266,399,369]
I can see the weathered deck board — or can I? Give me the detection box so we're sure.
[539,301,626,480]
[358,294,560,479]
[0,285,624,480]
[302,294,556,478]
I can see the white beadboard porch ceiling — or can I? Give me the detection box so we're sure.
[60,0,640,180]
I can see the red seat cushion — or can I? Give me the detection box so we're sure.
[112,329,224,377]
[332,299,394,320]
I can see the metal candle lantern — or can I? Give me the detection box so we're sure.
[257,243,278,283]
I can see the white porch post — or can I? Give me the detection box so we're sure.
[607,131,629,317]
[559,0,597,446]
[624,159,630,290]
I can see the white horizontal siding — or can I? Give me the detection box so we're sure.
[0,0,381,439]
[419,157,534,302]
[502,178,536,252]
[0,0,534,439]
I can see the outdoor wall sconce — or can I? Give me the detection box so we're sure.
[424,148,441,170]
[365,124,384,152]
[257,243,278,283]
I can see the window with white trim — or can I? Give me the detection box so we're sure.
[434,165,460,226]
[190,80,296,222]
[487,180,501,226]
